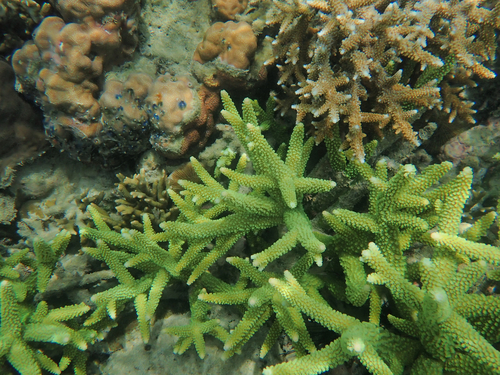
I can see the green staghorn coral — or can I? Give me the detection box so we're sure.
[198,254,318,359]
[0,230,101,375]
[164,286,228,359]
[77,91,336,351]
[264,270,420,375]
[263,159,500,374]
[0,280,98,375]
[80,206,177,343]
[158,90,335,281]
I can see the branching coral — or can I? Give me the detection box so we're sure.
[3,88,500,375]
[80,206,177,343]
[262,159,500,374]
[198,255,319,359]
[75,91,334,351]
[112,168,178,231]
[264,270,420,375]
[0,230,98,375]
[0,280,98,375]
[158,90,335,284]
[164,286,228,359]
[266,0,500,160]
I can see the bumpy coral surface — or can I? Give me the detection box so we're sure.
[147,77,220,158]
[212,0,248,20]
[99,73,153,133]
[9,0,225,164]
[146,75,198,135]
[193,21,257,70]
[11,1,139,164]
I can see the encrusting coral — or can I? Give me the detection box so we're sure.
[146,75,220,158]
[9,0,226,164]
[12,6,139,133]
[265,0,500,160]
[193,21,258,70]
[212,0,248,20]
[10,0,140,163]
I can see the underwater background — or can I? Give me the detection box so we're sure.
[1,0,500,374]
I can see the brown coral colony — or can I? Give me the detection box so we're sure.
[10,0,221,163]
[193,21,257,70]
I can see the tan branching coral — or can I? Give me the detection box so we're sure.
[0,0,50,53]
[265,0,313,85]
[266,0,499,160]
[113,169,178,231]
[194,21,257,69]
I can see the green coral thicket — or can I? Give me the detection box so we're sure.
[1,91,500,375]
[0,233,98,375]
[265,159,500,374]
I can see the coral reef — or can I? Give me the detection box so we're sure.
[9,0,225,163]
[78,92,334,348]
[1,88,500,375]
[71,94,500,375]
[2,0,500,374]
[264,160,500,375]
[7,0,499,164]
